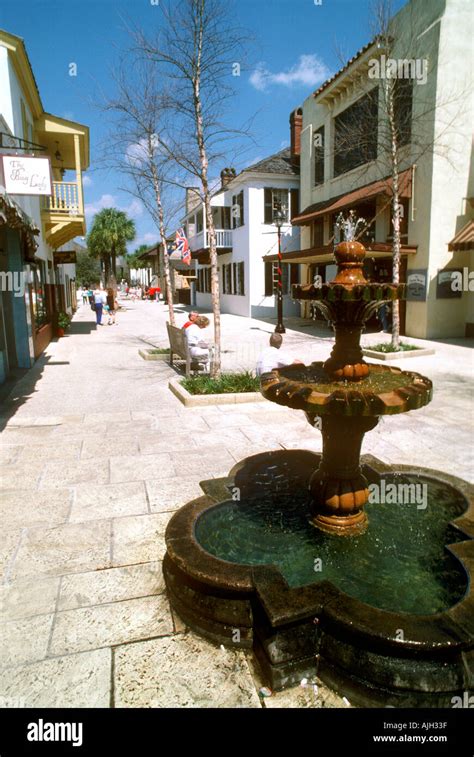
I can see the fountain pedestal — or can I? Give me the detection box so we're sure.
[308,415,378,535]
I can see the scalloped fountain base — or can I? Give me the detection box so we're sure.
[164,450,473,705]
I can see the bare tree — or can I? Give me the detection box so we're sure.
[98,55,183,325]
[132,0,251,377]
[332,0,469,347]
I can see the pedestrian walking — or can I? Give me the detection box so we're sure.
[93,285,107,326]
[106,287,118,325]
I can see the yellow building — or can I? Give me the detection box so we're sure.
[0,29,90,380]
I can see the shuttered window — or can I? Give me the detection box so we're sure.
[264,188,290,224]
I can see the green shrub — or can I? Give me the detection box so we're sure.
[182,371,260,395]
[57,312,71,330]
[149,348,170,354]
[370,342,420,353]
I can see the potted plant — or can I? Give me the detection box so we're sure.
[57,312,71,337]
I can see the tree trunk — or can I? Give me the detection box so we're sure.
[102,254,111,288]
[387,80,402,350]
[193,1,221,378]
[151,160,175,326]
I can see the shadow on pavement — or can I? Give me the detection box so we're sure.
[0,353,70,433]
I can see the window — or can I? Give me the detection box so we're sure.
[314,125,325,185]
[197,268,211,293]
[334,88,378,177]
[231,191,244,228]
[212,206,231,230]
[187,218,196,238]
[264,262,296,296]
[290,189,299,219]
[233,262,245,296]
[196,209,203,234]
[31,262,49,330]
[264,189,290,224]
[311,219,324,248]
[222,264,232,294]
[393,79,412,147]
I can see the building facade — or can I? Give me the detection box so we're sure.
[290,0,473,338]
[0,29,89,383]
[183,147,301,320]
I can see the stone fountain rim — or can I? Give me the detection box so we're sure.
[260,362,433,416]
[164,451,473,651]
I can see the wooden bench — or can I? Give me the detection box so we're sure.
[166,322,210,377]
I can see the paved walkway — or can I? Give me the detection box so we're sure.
[0,298,472,708]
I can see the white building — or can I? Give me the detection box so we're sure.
[290,0,473,338]
[0,29,89,383]
[183,145,301,320]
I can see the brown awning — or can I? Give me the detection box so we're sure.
[191,248,231,264]
[292,169,413,226]
[448,220,474,251]
[264,241,417,265]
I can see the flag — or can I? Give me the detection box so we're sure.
[175,227,191,265]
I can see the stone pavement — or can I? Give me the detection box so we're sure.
[0,297,472,708]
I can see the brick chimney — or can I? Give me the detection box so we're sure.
[220,167,236,189]
[289,107,303,165]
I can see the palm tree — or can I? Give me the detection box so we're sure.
[87,208,136,286]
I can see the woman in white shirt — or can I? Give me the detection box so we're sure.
[185,315,210,360]
[93,286,107,326]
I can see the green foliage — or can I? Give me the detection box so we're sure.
[86,208,137,264]
[57,312,71,329]
[75,250,101,286]
[182,371,260,395]
[371,342,420,353]
[149,347,170,354]
[127,244,153,270]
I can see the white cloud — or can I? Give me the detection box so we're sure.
[135,232,157,247]
[82,175,93,187]
[126,199,143,218]
[125,135,167,167]
[85,194,143,221]
[250,54,331,92]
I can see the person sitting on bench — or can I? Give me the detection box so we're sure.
[185,315,210,363]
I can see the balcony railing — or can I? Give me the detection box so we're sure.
[42,181,82,215]
[190,229,232,250]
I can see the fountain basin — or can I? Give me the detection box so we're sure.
[163,451,473,705]
[261,363,432,416]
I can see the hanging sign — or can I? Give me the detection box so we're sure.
[1,155,52,196]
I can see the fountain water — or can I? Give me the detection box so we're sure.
[163,214,473,705]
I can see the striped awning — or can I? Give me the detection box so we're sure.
[448,220,474,251]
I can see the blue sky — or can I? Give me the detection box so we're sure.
[0,0,407,250]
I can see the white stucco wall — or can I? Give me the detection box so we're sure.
[1,46,54,277]
[193,174,301,319]
[299,0,473,338]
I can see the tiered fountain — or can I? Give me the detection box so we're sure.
[163,213,473,706]
[261,211,432,536]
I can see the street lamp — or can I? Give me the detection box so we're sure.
[273,198,287,334]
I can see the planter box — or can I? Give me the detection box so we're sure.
[169,378,265,407]
[363,347,436,361]
[139,349,170,361]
